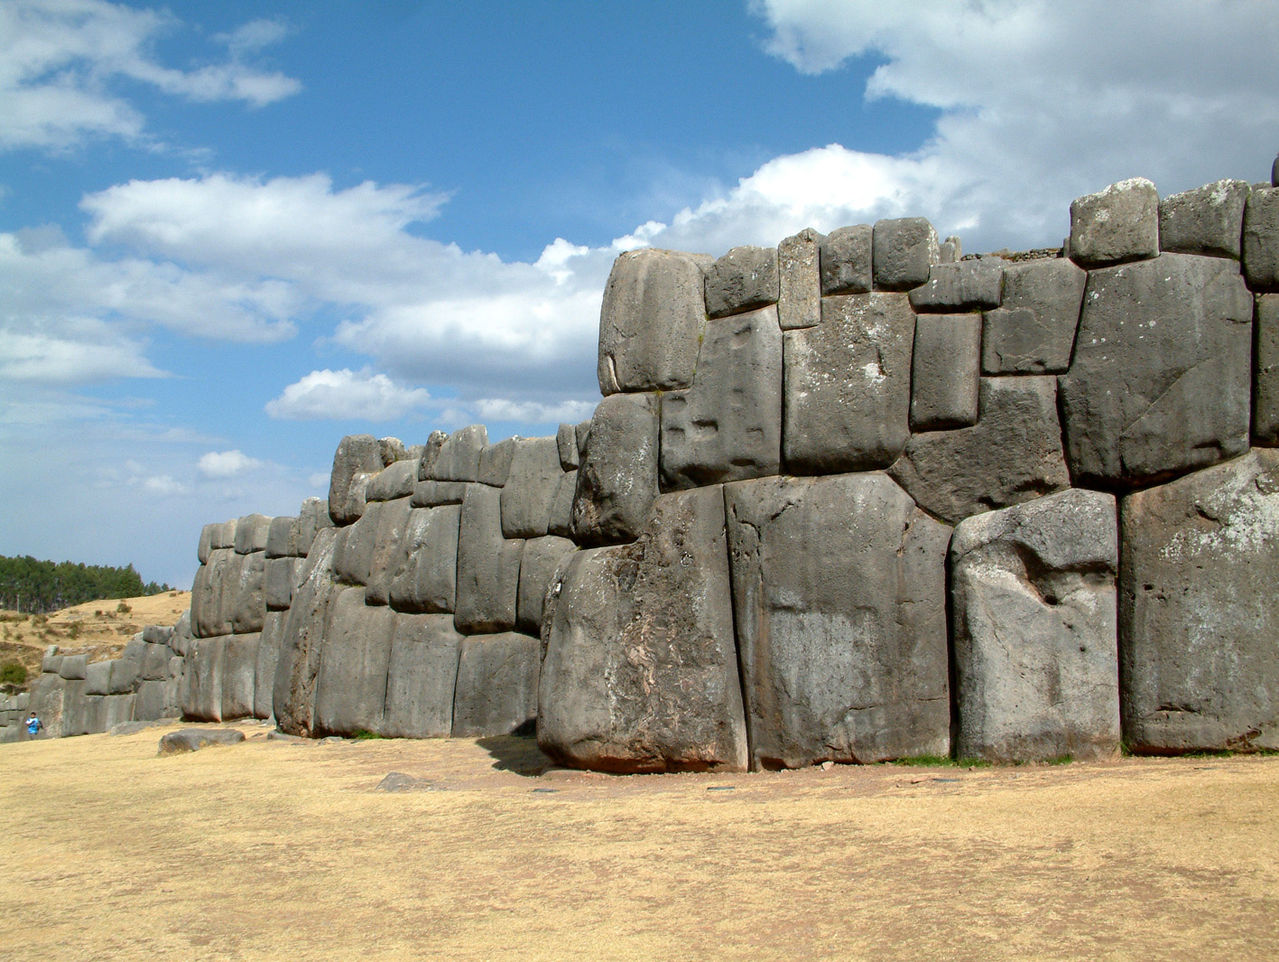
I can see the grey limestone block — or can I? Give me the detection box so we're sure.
[411,479,469,507]
[454,483,523,634]
[378,436,407,466]
[478,437,516,486]
[55,680,86,736]
[142,624,173,646]
[777,228,823,331]
[333,502,381,586]
[264,556,300,611]
[574,419,591,459]
[597,248,711,395]
[1159,179,1250,258]
[1120,449,1279,753]
[783,292,914,474]
[907,260,1003,312]
[41,646,61,674]
[427,425,488,482]
[221,632,260,721]
[211,520,237,549]
[872,217,939,290]
[234,514,271,555]
[820,224,872,295]
[415,429,448,481]
[140,642,170,681]
[296,498,332,555]
[1257,294,1279,445]
[158,729,245,754]
[364,460,417,502]
[939,235,962,263]
[388,504,461,614]
[255,611,286,720]
[273,527,341,737]
[516,535,576,636]
[500,436,563,539]
[133,680,166,721]
[571,392,660,546]
[889,376,1070,525]
[182,635,225,723]
[363,496,413,606]
[982,258,1086,374]
[547,471,575,538]
[108,648,140,694]
[329,434,384,526]
[102,694,135,731]
[539,486,748,773]
[951,489,1120,763]
[169,610,192,656]
[452,632,541,737]
[313,587,396,737]
[229,551,266,634]
[556,423,579,471]
[382,613,464,738]
[705,245,779,318]
[85,659,112,697]
[910,313,981,431]
[1059,253,1252,489]
[1243,187,1279,291]
[1069,178,1159,267]
[59,653,88,681]
[724,473,951,769]
[191,549,232,638]
[198,523,216,564]
[660,305,782,489]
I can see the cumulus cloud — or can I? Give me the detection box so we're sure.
[197,450,265,479]
[143,474,189,496]
[0,0,300,152]
[265,369,433,422]
[472,397,598,425]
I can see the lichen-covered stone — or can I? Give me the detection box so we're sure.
[1159,179,1250,258]
[1069,178,1159,267]
[704,245,779,318]
[820,224,872,295]
[777,228,822,330]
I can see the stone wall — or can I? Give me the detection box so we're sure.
[11,169,1279,770]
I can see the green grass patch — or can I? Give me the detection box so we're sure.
[351,729,386,740]
[888,755,992,768]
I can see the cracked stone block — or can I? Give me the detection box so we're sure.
[820,224,872,296]
[910,313,980,431]
[704,245,779,318]
[1069,178,1159,267]
[778,228,823,330]
[1159,179,1250,258]
[982,258,1086,374]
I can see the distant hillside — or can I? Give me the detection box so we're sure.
[0,555,173,615]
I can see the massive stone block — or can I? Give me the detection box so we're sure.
[539,487,748,773]
[273,528,341,736]
[597,249,710,395]
[1120,450,1279,753]
[382,613,463,738]
[191,548,234,638]
[222,633,260,720]
[1243,186,1279,291]
[1258,294,1279,445]
[951,489,1120,762]
[777,228,822,330]
[426,425,488,482]
[452,632,541,737]
[296,497,332,554]
[555,423,579,471]
[889,376,1070,525]
[907,260,1002,312]
[660,305,782,488]
[1069,178,1159,267]
[454,483,522,634]
[982,258,1086,374]
[515,535,576,635]
[85,660,111,697]
[1059,253,1252,488]
[313,588,396,737]
[265,515,297,560]
[783,292,914,473]
[388,504,461,614]
[500,437,563,539]
[1159,179,1250,259]
[182,635,225,723]
[872,217,939,291]
[265,556,299,611]
[234,514,271,554]
[910,313,980,431]
[820,224,872,296]
[333,502,381,586]
[256,611,286,720]
[724,474,950,769]
[571,392,660,546]
[329,434,383,525]
[364,460,417,502]
[704,245,778,318]
[229,551,266,634]
[363,496,413,606]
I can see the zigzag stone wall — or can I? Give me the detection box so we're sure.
[11,170,1279,770]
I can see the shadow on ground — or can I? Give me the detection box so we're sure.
[475,731,555,776]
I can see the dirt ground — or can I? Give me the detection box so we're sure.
[2,723,1276,961]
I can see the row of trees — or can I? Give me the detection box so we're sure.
[0,555,172,614]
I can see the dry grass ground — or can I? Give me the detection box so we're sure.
[2,722,1276,961]
[0,591,191,680]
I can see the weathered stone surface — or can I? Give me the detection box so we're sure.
[428,425,488,482]
[574,420,590,458]
[454,484,522,634]
[660,305,782,488]
[273,528,340,737]
[229,551,266,633]
[265,556,299,611]
[29,674,65,734]
[951,489,1120,762]
[255,611,286,719]
[1159,179,1250,258]
[939,235,962,263]
[452,632,541,737]
[85,659,112,696]
[725,474,950,769]
[500,437,563,539]
[555,423,579,471]
[1120,450,1279,753]
[910,313,980,431]
[313,588,395,737]
[382,613,463,738]
[333,503,380,586]
[982,258,1086,374]
[1059,253,1252,488]
[265,516,297,559]
[140,642,169,681]
[597,249,710,395]
[191,548,235,638]
[365,460,417,502]
[547,471,575,538]
[571,393,660,546]
[478,437,516,486]
[142,625,172,646]
[908,260,1002,312]
[388,504,461,614]
[328,435,383,525]
[890,376,1071,524]
[872,217,939,291]
[59,653,87,681]
[211,520,237,549]
[783,292,914,473]
[222,633,260,720]
[363,496,413,606]
[516,536,576,636]
[182,635,225,722]
[101,694,134,731]
[134,680,166,721]
[777,228,822,330]
[1258,294,1279,445]
[415,430,448,481]
[1069,178,1159,267]
[198,523,216,564]
[158,729,245,754]
[411,479,468,507]
[108,648,139,694]
[539,487,748,773]
[234,514,271,554]
[296,498,331,554]
[820,224,872,295]
[705,245,779,318]
[1243,187,1279,291]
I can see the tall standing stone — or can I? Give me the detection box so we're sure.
[273,528,340,737]
[454,484,522,634]
[910,313,980,431]
[451,632,542,737]
[313,587,395,737]
[382,613,463,738]
[500,437,563,539]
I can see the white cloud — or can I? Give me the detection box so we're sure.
[0,0,299,152]
[0,316,163,383]
[197,450,264,479]
[265,369,433,422]
[143,474,189,496]
[472,397,598,425]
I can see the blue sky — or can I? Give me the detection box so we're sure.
[2,0,1277,589]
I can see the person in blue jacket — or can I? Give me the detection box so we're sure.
[24,712,42,739]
